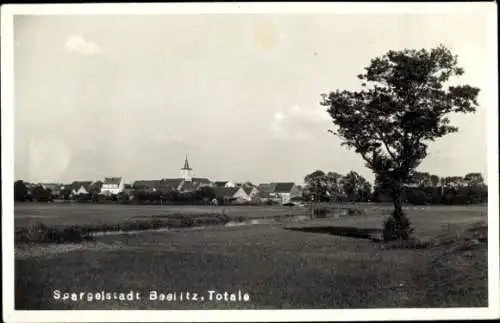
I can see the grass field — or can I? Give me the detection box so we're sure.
[14,203,308,228]
[14,203,488,310]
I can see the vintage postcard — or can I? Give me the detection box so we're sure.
[1,2,498,322]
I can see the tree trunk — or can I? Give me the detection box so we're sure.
[392,185,404,219]
[383,183,413,241]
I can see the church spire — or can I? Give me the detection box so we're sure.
[180,154,193,182]
[182,154,192,170]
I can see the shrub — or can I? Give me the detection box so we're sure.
[382,216,414,242]
[313,207,330,218]
[347,208,365,216]
[16,222,93,244]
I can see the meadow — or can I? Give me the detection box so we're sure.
[14,203,488,310]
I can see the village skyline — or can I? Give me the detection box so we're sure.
[14,153,488,187]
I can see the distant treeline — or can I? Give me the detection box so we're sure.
[372,186,488,205]
[302,170,488,206]
[372,172,488,205]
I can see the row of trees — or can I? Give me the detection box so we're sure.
[14,181,54,202]
[303,170,487,205]
[303,170,372,203]
[373,171,487,205]
[310,169,490,208]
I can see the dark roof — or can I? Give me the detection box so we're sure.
[71,181,93,191]
[273,182,296,193]
[90,181,103,189]
[214,187,240,198]
[192,177,211,184]
[213,181,228,188]
[161,178,184,189]
[133,180,162,189]
[242,186,256,195]
[134,179,184,190]
[257,183,276,193]
[103,177,122,185]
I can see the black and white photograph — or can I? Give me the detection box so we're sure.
[2,2,498,322]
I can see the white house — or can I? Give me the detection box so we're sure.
[100,177,125,195]
[270,182,303,204]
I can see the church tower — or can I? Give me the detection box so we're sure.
[180,155,193,182]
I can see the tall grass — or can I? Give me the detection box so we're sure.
[15,213,231,245]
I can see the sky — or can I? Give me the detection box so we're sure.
[13,12,493,185]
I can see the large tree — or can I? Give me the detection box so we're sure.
[464,172,485,187]
[14,180,28,202]
[304,170,328,202]
[430,174,440,188]
[325,171,344,201]
[341,171,372,202]
[320,45,479,241]
[409,171,432,187]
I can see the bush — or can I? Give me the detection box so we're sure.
[382,216,414,242]
[347,208,365,216]
[16,222,93,244]
[313,207,330,218]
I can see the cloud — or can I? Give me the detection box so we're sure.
[271,105,330,141]
[64,35,102,56]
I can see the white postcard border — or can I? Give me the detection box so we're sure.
[2,2,498,322]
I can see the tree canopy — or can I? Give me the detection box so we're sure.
[321,45,479,189]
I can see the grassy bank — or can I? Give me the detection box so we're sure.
[15,213,232,244]
[15,215,487,309]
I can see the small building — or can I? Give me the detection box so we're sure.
[270,182,303,204]
[70,181,93,196]
[214,187,250,203]
[100,177,125,195]
[242,185,260,200]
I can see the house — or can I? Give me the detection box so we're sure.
[270,182,303,204]
[89,181,103,194]
[242,185,260,200]
[214,181,237,188]
[257,183,277,193]
[100,177,125,195]
[214,187,250,203]
[256,183,277,201]
[70,181,93,195]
